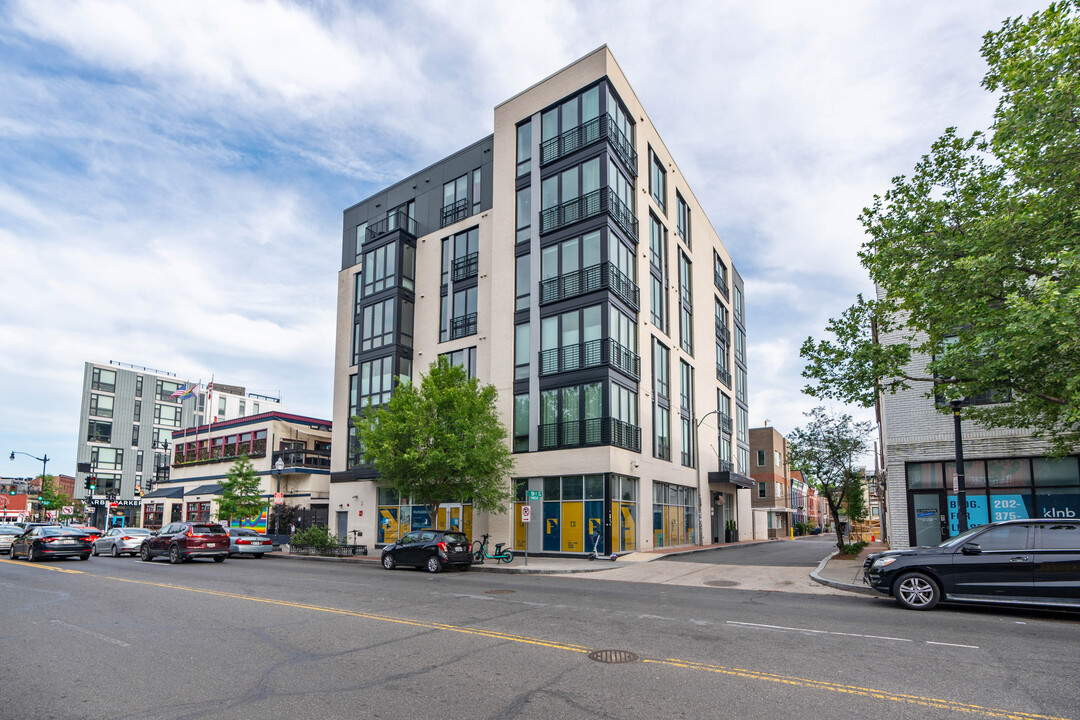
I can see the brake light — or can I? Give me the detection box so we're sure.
[121,536,131,541]
[40,538,55,544]
[437,541,447,553]
[237,539,251,545]
[186,530,194,537]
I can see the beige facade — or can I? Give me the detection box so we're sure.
[142,412,331,531]
[332,46,750,554]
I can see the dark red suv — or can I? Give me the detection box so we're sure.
[140,522,230,564]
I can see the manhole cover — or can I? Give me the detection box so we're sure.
[485,589,516,595]
[587,649,640,664]
[705,580,740,588]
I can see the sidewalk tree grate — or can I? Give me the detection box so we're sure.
[587,649,640,664]
[485,589,516,595]
[704,580,740,588]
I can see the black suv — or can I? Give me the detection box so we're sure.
[864,519,1080,610]
[381,529,472,573]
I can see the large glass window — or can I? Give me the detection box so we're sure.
[653,404,670,461]
[541,231,602,284]
[91,447,124,471]
[362,243,397,296]
[649,148,666,212]
[90,393,114,418]
[513,394,530,452]
[439,347,477,379]
[679,307,693,356]
[516,187,531,243]
[515,254,530,311]
[360,298,395,353]
[541,85,600,141]
[154,403,182,428]
[540,305,601,374]
[676,192,690,247]
[442,227,479,284]
[157,379,182,402]
[653,339,669,399]
[650,276,666,335]
[516,121,532,177]
[92,367,116,392]
[358,356,395,408]
[515,323,530,380]
[541,158,601,213]
[652,481,696,547]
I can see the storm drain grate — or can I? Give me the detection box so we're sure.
[588,649,640,664]
[705,580,740,588]
[485,589,516,595]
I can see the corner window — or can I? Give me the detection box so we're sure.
[649,148,666,212]
[517,121,532,177]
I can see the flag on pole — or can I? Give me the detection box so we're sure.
[169,383,197,400]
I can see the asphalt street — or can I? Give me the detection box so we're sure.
[2,543,1078,720]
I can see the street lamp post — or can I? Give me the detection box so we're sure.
[10,451,49,521]
[950,400,969,534]
[694,409,722,546]
[274,457,284,538]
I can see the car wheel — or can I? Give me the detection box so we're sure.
[254,553,264,559]
[426,554,443,573]
[111,545,120,558]
[382,553,396,570]
[894,571,941,611]
[80,553,90,560]
[169,544,183,565]
[92,545,99,556]
[213,555,225,563]
[140,544,153,562]
[25,545,36,562]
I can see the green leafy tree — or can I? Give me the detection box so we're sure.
[216,456,265,526]
[788,408,874,554]
[801,2,1080,454]
[355,358,515,524]
[38,474,64,518]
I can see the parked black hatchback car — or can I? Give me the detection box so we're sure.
[864,519,1080,610]
[381,529,472,573]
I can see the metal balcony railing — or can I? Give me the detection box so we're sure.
[272,449,331,471]
[538,261,639,310]
[720,412,734,435]
[450,312,477,340]
[714,271,730,300]
[538,115,638,175]
[368,212,418,242]
[451,252,478,282]
[538,417,641,452]
[715,321,731,345]
[716,366,732,388]
[440,198,469,228]
[538,338,640,380]
[539,188,638,240]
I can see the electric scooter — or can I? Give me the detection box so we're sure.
[587,532,617,561]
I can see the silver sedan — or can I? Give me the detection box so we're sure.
[227,527,275,557]
[92,527,154,557]
[0,524,23,552]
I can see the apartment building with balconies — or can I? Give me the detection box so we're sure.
[330,46,751,555]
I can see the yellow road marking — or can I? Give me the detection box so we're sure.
[0,558,86,574]
[4,562,1071,720]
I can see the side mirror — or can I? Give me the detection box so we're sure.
[961,543,982,555]
[150,531,159,536]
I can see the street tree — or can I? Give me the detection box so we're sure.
[801,2,1080,455]
[217,456,265,527]
[355,357,515,524]
[788,407,874,554]
[38,474,64,519]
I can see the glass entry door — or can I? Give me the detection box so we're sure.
[910,491,946,547]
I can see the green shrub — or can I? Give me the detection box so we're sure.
[841,540,868,556]
[290,524,338,550]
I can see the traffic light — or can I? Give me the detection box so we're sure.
[7,486,13,496]
[84,477,93,491]
[134,484,143,498]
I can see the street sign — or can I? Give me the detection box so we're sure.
[952,474,959,493]
[527,491,542,501]
[273,492,284,505]
[62,506,73,515]
[521,505,531,523]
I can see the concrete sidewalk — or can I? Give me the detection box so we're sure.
[809,541,889,596]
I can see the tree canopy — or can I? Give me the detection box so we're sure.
[788,407,875,553]
[217,456,265,525]
[354,358,515,523]
[801,2,1080,454]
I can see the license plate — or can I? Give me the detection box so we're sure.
[208,543,219,548]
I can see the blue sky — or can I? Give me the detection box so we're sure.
[0,0,1049,477]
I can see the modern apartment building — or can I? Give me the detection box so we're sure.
[140,411,330,532]
[330,46,752,556]
[76,361,284,527]
[877,297,1080,547]
[749,426,794,539]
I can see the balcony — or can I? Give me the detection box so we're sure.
[368,212,417,242]
[538,338,640,380]
[539,261,639,310]
[539,115,638,176]
[720,412,734,435]
[450,312,477,340]
[539,187,638,240]
[538,417,641,452]
[451,252,478,283]
[714,271,730,300]
[715,320,731,345]
[272,449,331,472]
[716,365,732,388]
[441,198,469,228]
[173,438,268,467]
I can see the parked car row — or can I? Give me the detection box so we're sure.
[3,522,277,564]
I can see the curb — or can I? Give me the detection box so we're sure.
[809,550,878,596]
[266,551,614,574]
[637,539,780,561]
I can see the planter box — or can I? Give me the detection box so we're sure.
[290,544,368,557]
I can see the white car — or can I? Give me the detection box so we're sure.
[227,527,275,558]
[0,524,23,552]
[93,527,154,557]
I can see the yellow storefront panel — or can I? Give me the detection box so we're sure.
[562,501,584,552]
[621,504,636,551]
[463,505,473,540]
[379,507,400,544]
[514,503,527,550]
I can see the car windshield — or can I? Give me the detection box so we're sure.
[938,525,987,548]
[442,532,469,544]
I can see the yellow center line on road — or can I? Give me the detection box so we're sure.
[5,561,1071,720]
